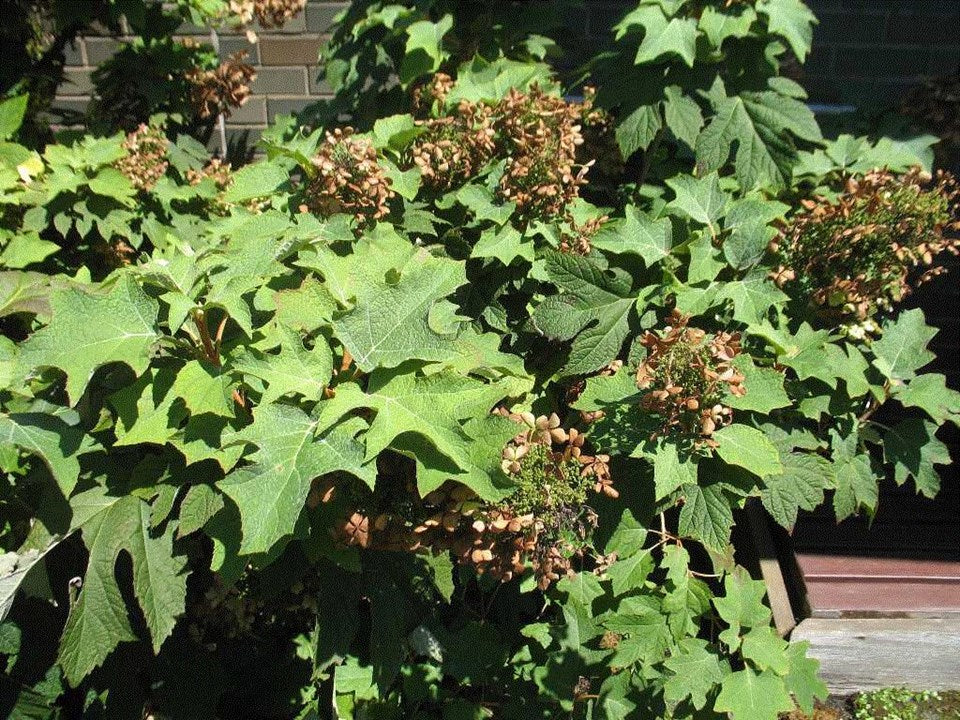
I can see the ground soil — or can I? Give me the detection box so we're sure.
[785,692,960,720]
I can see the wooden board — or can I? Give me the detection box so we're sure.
[792,618,960,693]
[796,554,960,618]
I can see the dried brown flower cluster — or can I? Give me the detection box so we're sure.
[228,0,306,27]
[187,51,256,121]
[494,86,591,220]
[635,311,745,445]
[559,215,608,255]
[186,157,236,215]
[115,123,168,191]
[409,103,496,190]
[771,168,960,327]
[186,157,233,190]
[312,413,612,590]
[305,128,395,224]
[412,73,456,115]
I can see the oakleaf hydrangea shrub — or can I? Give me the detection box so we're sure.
[0,1,958,718]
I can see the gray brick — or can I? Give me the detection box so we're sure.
[305,3,347,33]
[61,68,94,95]
[181,35,260,61]
[253,11,307,34]
[259,35,323,65]
[211,127,264,157]
[63,39,87,66]
[47,97,90,122]
[267,97,316,121]
[929,48,960,75]
[803,46,835,77]
[251,66,308,94]
[885,10,960,44]
[873,78,919,102]
[801,75,843,104]
[226,97,268,125]
[805,0,844,12]
[218,36,259,62]
[814,11,886,44]
[886,0,960,13]
[84,37,124,65]
[308,71,333,95]
[586,3,629,36]
[834,46,930,79]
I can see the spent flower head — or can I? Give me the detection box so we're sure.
[115,123,169,192]
[187,51,256,121]
[635,311,745,445]
[494,86,591,221]
[305,127,395,225]
[772,168,960,326]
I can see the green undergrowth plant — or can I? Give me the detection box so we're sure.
[1,1,959,718]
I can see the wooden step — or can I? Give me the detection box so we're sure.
[796,554,960,618]
[792,618,960,693]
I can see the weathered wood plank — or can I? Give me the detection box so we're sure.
[744,502,797,636]
[792,618,960,693]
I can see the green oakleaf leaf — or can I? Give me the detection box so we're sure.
[678,482,734,551]
[714,425,782,478]
[234,325,333,405]
[712,570,771,642]
[0,411,89,497]
[653,442,697,501]
[17,274,160,404]
[872,308,937,382]
[221,405,376,555]
[530,251,642,376]
[757,0,817,61]
[761,453,834,531]
[666,172,728,233]
[59,490,186,685]
[332,250,467,371]
[714,669,795,720]
[615,105,662,160]
[663,85,704,149]
[725,355,790,413]
[634,10,698,67]
[590,207,672,267]
[662,638,723,710]
[894,373,960,426]
[314,369,523,474]
[883,419,949,498]
[784,640,828,714]
[741,626,789,674]
[696,90,820,190]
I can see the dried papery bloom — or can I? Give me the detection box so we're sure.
[304,127,395,225]
[253,0,306,27]
[186,157,239,215]
[407,101,496,189]
[115,123,168,191]
[186,157,233,191]
[494,86,591,221]
[187,51,256,121]
[93,237,136,268]
[635,310,745,446]
[316,412,611,591]
[559,214,608,255]
[411,73,456,116]
[227,0,305,28]
[772,168,960,329]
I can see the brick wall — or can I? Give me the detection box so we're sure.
[54,0,960,150]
